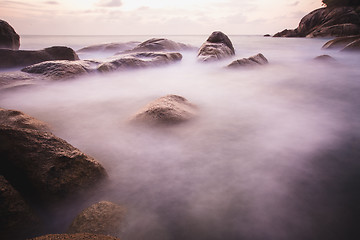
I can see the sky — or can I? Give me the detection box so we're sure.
[0,0,323,35]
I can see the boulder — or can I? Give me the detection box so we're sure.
[313,54,336,62]
[0,46,79,69]
[197,31,235,62]
[0,20,20,50]
[68,201,126,237]
[322,35,360,49]
[97,52,182,72]
[342,38,360,51]
[29,233,121,240]
[227,53,268,68]
[77,41,140,53]
[0,71,41,91]
[264,34,271,37]
[274,7,360,38]
[122,38,195,54]
[0,175,40,240]
[131,95,197,125]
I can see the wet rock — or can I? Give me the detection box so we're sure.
[68,201,126,237]
[77,41,140,53]
[322,35,360,49]
[0,175,40,240]
[131,95,197,125]
[0,46,79,69]
[0,19,20,50]
[197,31,235,62]
[274,7,360,38]
[314,55,336,62]
[29,233,121,240]
[227,53,268,68]
[98,52,182,72]
[123,38,195,54]
[342,38,360,51]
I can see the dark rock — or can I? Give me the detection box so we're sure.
[0,20,20,50]
[264,34,271,37]
[314,55,336,62]
[29,233,121,240]
[131,95,197,125]
[98,52,182,72]
[68,201,126,237]
[342,38,360,51]
[227,53,268,68]
[322,35,360,49]
[0,46,79,69]
[197,31,235,62]
[77,41,140,53]
[122,38,195,54]
[274,7,360,38]
[0,175,40,240]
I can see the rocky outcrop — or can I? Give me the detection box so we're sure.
[322,34,360,51]
[29,233,121,240]
[227,53,268,68]
[131,95,197,125]
[0,20,20,50]
[77,41,140,53]
[197,31,235,62]
[0,46,79,69]
[98,52,182,72]
[68,201,126,237]
[122,38,195,54]
[274,7,360,38]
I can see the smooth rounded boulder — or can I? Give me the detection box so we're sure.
[0,19,20,50]
[227,53,268,68]
[77,41,140,53]
[122,38,195,54]
[197,31,235,62]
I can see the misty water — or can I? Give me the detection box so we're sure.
[2,35,360,239]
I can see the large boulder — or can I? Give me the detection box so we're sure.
[227,53,268,68]
[131,95,197,125]
[0,108,49,131]
[322,35,360,49]
[342,38,360,51]
[0,20,20,50]
[68,201,126,237]
[77,41,140,53]
[29,233,121,240]
[197,31,235,62]
[97,52,182,72]
[274,7,360,38]
[122,38,195,54]
[0,46,79,69]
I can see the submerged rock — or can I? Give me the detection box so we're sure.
[274,7,360,38]
[68,201,126,237]
[98,52,182,72]
[0,19,20,50]
[29,233,121,240]
[122,38,195,54]
[0,46,79,69]
[197,31,235,62]
[77,41,140,53]
[314,55,336,62]
[227,53,268,68]
[131,95,197,125]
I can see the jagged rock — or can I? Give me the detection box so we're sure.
[122,38,195,54]
[227,53,268,68]
[322,35,360,49]
[97,52,182,72]
[68,201,126,237]
[0,20,20,50]
[274,7,360,38]
[77,41,140,53]
[197,31,235,62]
[0,46,79,69]
[29,233,121,240]
[131,95,197,125]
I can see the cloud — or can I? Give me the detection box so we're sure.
[289,1,300,6]
[44,1,59,4]
[97,0,122,7]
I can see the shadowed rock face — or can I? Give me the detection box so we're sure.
[227,53,268,68]
[274,7,360,38]
[122,38,196,54]
[0,46,79,69]
[29,233,121,240]
[0,20,20,50]
[197,31,235,62]
[68,201,126,238]
[77,41,140,53]
[131,95,197,125]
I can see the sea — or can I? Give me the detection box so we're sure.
[1,35,360,240]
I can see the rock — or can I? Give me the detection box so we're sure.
[313,55,336,62]
[131,95,197,125]
[342,38,360,51]
[0,175,40,240]
[0,20,20,50]
[68,201,126,237]
[0,71,41,91]
[264,34,271,37]
[322,35,360,49]
[0,124,107,203]
[0,46,79,69]
[197,31,235,62]
[98,52,182,72]
[274,7,360,38]
[77,41,140,53]
[29,233,121,240]
[227,53,268,68]
[122,38,195,54]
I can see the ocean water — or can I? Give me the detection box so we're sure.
[1,35,360,240]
